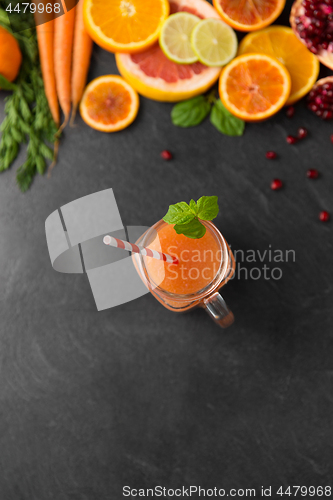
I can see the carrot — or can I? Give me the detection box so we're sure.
[35,9,59,126]
[70,0,93,125]
[54,1,76,129]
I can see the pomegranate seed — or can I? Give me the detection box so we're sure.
[271,179,283,191]
[161,150,173,160]
[286,135,298,145]
[330,134,333,143]
[266,151,277,159]
[307,168,319,179]
[319,211,330,222]
[297,127,308,139]
[286,106,295,118]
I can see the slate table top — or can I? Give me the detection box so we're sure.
[1,1,333,498]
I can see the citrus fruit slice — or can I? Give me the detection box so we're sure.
[83,0,169,53]
[238,26,319,105]
[80,75,139,132]
[219,54,291,122]
[191,18,238,67]
[212,0,286,32]
[115,0,222,102]
[160,12,200,64]
[0,26,22,85]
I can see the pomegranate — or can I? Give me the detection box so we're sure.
[266,151,277,159]
[286,135,298,144]
[161,150,173,160]
[290,0,333,69]
[307,76,333,119]
[286,106,295,118]
[319,210,330,221]
[297,127,308,138]
[307,168,319,178]
[271,179,283,190]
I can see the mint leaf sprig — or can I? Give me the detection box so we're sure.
[171,91,245,137]
[163,196,219,239]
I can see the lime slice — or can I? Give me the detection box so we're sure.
[159,12,200,65]
[191,19,238,67]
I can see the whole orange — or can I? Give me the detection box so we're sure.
[0,26,22,84]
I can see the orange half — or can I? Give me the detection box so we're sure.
[219,54,291,122]
[80,75,139,132]
[238,26,320,105]
[83,0,170,53]
[213,0,286,32]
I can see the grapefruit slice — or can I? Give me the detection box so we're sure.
[115,0,222,102]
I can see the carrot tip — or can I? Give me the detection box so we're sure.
[47,139,59,178]
[70,105,78,127]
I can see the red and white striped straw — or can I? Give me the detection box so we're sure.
[103,235,179,265]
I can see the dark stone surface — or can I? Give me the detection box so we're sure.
[1,1,333,498]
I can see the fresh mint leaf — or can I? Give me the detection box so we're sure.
[210,99,245,137]
[171,95,211,128]
[189,199,198,215]
[163,202,195,225]
[163,196,220,239]
[174,218,206,239]
[196,196,219,221]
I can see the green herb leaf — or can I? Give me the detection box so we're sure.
[174,218,206,239]
[163,196,219,239]
[171,95,211,128]
[0,74,16,91]
[210,99,245,137]
[196,196,219,221]
[163,202,195,225]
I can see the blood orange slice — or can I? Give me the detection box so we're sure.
[115,0,222,102]
[213,0,286,32]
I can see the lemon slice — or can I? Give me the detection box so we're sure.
[159,12,200,64]
[191,19,238,67]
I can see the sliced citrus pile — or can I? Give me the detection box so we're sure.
[160,12,200,64]
[238,26,319,105]
[83,0,169,53]
[219,54,291,122]
[80,75,139,132]
[212,0,286,32]
[191,19,238,67]
[116,0,222,102]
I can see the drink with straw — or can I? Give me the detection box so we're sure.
[133,196,235,328]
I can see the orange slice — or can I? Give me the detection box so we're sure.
[212,0,286,32]
[219,54,291,122]
[83,0,169,53]
[238,26,319,105]
[80,75,139,132]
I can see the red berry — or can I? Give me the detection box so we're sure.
[286,106,295,118]
[286,135,298,144]
[319,211,330,222]
[307,169,319,179]
[297,127,308,139]
[161,150,173,160]
[271,179,283,190]
[266,151,277,159]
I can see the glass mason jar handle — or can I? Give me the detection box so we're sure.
[203,292,234,328]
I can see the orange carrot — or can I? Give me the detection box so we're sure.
[35,11,59,126]
[54,1,76,129]
[70,0,93,125]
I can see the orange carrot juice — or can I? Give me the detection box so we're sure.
[134,219,235,325]
[145,223,222,295]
